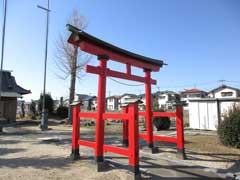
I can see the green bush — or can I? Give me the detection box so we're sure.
[38,93,54,114]
[152,108,171,130]
[56,106,68,118]
[217,104,240,148]
[153,116,171,130]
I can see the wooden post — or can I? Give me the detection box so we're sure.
[71,102,81,160]
[122,106,129,147]
[176,105,186,159]
[128,102,140,177]
[95,55,108,166]
[144,70,154,150]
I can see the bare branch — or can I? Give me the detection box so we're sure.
[54,10,92,124]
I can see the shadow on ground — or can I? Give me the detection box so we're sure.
[0,156,72,170]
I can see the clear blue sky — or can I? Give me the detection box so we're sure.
[1,0,240,101]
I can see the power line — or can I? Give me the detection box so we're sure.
[151,81,218,90]
[109,77,144,86]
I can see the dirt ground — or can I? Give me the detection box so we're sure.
[154,133,240,171]
[0,119,238,179]
[0,122,134,180]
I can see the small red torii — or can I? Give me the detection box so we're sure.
[67,24,186,177]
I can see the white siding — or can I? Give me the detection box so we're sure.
[199,102,208,130]
[189,99,240,130]
[220,101,240,116]
[189,101,199,129]
[158,94,168,109]
[189,101,218,130]
[208,102,218,130]
[213,88,237,98]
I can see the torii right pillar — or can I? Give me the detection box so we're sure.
[144,69,156,152]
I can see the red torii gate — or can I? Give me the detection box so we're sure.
[67,24,185,176]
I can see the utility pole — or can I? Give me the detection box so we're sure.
[37,0,50,130]
[0,0,7,100]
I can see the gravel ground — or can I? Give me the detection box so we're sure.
[0,120,230,179]
[0,125,133,180]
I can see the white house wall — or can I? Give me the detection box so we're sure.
[207,102,218,130]
[211,88,238,98]
[189,99,240,130]
[198,102,209,130]
[158,95,168,109]
[189,101,219,130]
[189,101,199,129]
[220,101,240,116]
[107,98,117,111]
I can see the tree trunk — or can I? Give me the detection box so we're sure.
[68,46,78,124]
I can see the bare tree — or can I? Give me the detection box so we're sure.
[55,10,91,123]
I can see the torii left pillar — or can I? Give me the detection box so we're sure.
[95,55,108,170]
[71,102,81,160]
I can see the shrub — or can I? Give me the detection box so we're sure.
[38,93,54,114]
[56,106,68,118]
[153,108,171,130]
[217,104,240,148]
[153,116,171,130]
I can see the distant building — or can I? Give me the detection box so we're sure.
[81,95,97,111]
[181,88,207,109]
[91,96,97,111]
[208,85,240,99]
[119,93,138,109]
[106,95,120,111]
[154,91,180,110]
[138,94,146,111]
[188,85,240,130]
[0,71,31,123]
[62,94,96,111]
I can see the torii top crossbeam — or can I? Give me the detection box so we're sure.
[67,24,164,72]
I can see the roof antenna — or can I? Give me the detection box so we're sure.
[219,80,226,86]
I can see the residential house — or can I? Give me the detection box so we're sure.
[119,93,138,109]
[138,94,146,111]
[208,85,240,99]
[91,96,97,110]
[181,88,207,110]
[188,85,240,130]
[154,91,180,110]
[62,94,96,111]
[75,94,96,111]
[81,95,97,111]
[0,70,31,123]
[106,95,120,111]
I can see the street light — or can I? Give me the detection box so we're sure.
[0,0,8,100]
[37,0,50,131]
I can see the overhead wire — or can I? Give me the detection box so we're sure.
[108,77,144,86]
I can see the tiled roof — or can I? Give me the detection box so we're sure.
[208,85,240,93]
[0,71,31,96]
[107,95,120,99]
[182,88,206,94]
